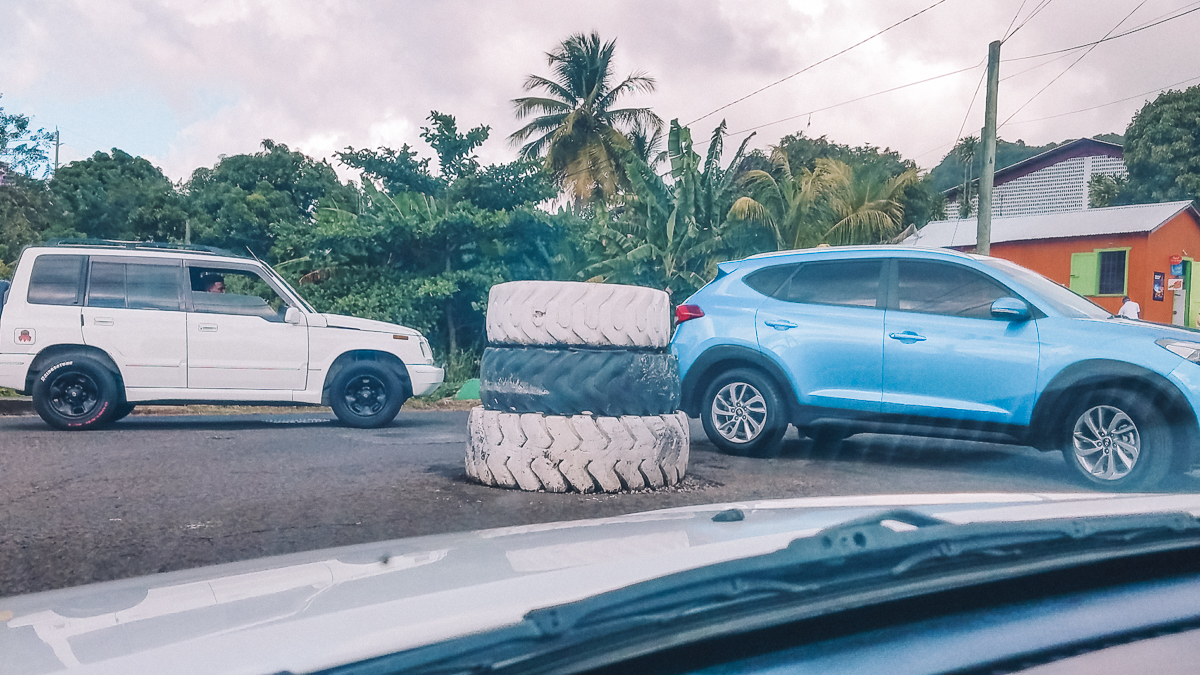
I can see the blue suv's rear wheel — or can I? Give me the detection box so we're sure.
[701,368,788,457]
[1061,389,1174,491]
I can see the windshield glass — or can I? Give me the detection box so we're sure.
[979,257,1113,319]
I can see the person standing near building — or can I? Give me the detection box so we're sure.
[1118,295,1141,320]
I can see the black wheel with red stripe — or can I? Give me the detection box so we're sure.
[32,354,121,430]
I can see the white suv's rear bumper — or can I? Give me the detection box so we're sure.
[408,364,444,397]
[0,354,32,391]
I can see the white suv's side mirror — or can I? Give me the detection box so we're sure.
[284,306,303,325]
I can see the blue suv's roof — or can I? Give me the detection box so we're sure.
[743,245,976,262]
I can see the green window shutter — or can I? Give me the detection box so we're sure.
[1188,263,1200,327]
[1070,252,1099,295]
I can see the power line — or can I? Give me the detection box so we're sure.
[954,66,988,146]
[1005,3,1200,61]
[1000,50,1075,82]
[713,62,982,142]
[1005,73,1200,124]
[685,0,956,126]
[1001,0,1033,40]
[1004,0,1056,41]
[1000,0,1148,129]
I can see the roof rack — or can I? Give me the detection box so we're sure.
[43,239,248,258]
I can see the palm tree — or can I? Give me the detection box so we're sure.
[730,147,920,248]
[952,135,978,217]
[728,147,842,249]
[627,118,666,171]
[584,120,767,297]
[823,165,920,244]
[509,32,662,201]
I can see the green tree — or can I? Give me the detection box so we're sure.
[730,149,843,249]
[823,163,920,245]
[290,112,573,354]
[952,135,978,217]
[748,131,941,230]
[585,120,769,297]
[1088,172,1128,208]
[185,139,355,260]
[0,95,54,178]
[1123,85,1200,204]
[509,31,661,202]
[731,147,919,247]
[48,148,188,242]
[0,173,57,277]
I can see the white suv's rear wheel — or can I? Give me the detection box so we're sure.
[330,362,408,428]
[32,355,120,430]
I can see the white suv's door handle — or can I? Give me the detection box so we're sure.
[93,317,114,326]
[889,331,927,343]
[198,323,218,332]
[764,319,798,330]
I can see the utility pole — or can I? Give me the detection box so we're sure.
[977,40,1001,256]
[53,128,60,176]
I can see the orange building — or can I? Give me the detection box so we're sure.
[902,201,1200,326]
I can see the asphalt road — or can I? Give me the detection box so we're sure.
[4,409,1197,596]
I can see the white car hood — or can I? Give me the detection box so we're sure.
[320,314,418,336]
[6,492,1200,675]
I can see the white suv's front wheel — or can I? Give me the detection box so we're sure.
[329,362,408,428]
[32,355,121,430]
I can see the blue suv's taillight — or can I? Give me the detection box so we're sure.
[676,304,705,323]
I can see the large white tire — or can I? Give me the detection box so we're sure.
[486,281,671,348]
[465,407,690,493]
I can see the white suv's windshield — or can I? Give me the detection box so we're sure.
[979,258,1113,320]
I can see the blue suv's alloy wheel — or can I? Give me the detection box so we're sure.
[700,368,788,457]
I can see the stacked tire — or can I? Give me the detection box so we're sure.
[466,281,689,493]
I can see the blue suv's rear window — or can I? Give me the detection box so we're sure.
[777,260,883,308]
[743,264,799,297]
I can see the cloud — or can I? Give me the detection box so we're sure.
[2,0,1198,181]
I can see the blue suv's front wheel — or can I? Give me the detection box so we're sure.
[1061,389,1175,491]
[701,368,788,457]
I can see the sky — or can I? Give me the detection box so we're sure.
[3,0,1199,182]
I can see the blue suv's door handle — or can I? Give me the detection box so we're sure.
[764,319,798,330]
[889,331,927,343]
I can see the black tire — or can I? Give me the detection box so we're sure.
[480,347,679,416]
[1060,389,1175,491]
[329,362,408,428]
[111,402,136,422]
[700,368,788,458]
[32,354,121,430]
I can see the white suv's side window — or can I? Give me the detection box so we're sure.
[184,263,308,390]
[86,261,183,311]
[188,266,289,322]
[27,255,87,307]
[81,257,188,389]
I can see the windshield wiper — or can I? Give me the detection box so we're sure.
[325,510,1200,675]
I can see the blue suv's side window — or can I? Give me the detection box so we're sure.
[776,260,884,308]
[895,260,1011,320]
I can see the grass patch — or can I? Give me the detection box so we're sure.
[0,387,20,398]
[417,348,481,403]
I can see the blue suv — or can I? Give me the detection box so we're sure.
[672,246,1200,491]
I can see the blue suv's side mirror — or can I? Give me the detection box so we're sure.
[991,297,1031,322]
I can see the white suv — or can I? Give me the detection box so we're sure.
[0,241,443,430]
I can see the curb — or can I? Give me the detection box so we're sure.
[0,397,34,416]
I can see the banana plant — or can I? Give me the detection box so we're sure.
[584,119,770,297]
